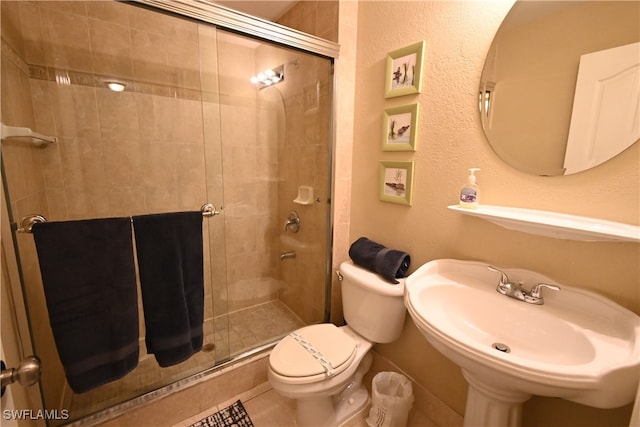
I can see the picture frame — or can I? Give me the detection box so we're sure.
[384,40,425,98]
[379,161,414,206]
[382,103,419,151]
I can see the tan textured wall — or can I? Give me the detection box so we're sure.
[349,1,639,426]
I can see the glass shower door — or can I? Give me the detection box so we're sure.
[0,1,226,423]
[0,0,334,424]
[213,29,333,358]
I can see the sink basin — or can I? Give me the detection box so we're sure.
[405,259,640,427]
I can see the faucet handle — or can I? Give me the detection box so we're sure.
[530,282,560,299]
[488,266,510,285]
[284,211,300,233]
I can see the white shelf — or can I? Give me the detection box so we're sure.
[1,122,57,146]
[293,185,314,205]
[448,205,640,242]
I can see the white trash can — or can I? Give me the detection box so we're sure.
[366,372,414,427]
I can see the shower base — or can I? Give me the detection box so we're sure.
[67,300,303,424]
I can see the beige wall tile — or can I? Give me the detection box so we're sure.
[43,189,69,221]
[18,1,46,66]
[65,184,110,220]
[102,138,145,188]
[39,1,87,17]
[42,8,92,71]
[130,28,170,85]
[173,99,204,143]
[29,80,57,137]
[144,184,179,213]
[1,1,25,56]
[51,84,100,138]
[107,187,147,217]
[89,18,133,78]
[140,143,177,188]
[96,89,139,139]
[85,1,129,25]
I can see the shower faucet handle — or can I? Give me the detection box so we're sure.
[284,211,300,233]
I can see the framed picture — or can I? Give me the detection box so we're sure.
[382,103,419,151]
[384,40,425,98]
[379,161,414,206]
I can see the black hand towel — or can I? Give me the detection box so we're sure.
[32,218,139,393]
[132,211,204,367]
[348,237,411,284]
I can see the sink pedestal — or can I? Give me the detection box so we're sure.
[463,371,531,427]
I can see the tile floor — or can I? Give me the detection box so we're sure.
[174,381,439,427]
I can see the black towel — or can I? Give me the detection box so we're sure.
[132,211,204,367]
[348,237,410,284]
[32,218,139,393]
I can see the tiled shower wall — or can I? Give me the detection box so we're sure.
[215,33,281,313]
[1,0,223,412]
[0,0,274,412]
[275,55,332,324]
[1,0,67,410]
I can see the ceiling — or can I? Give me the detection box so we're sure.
[213,1,297,21]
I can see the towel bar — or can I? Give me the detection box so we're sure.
[200,203,222,217]
[16,214,47,233]
[15,204,221,233]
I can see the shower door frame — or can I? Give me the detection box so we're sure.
[135,0,340,59]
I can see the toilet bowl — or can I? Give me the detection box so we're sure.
[268,261,407,427]
[268,324,372,426]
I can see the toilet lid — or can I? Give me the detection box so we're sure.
[270,324,357,379]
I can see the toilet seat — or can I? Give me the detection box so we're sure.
[270,324,357,384]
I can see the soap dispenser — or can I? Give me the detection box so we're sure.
[459,168,480,208]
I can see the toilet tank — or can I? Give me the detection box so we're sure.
[339,261,406,343]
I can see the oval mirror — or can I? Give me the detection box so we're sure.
[480,1,639,176]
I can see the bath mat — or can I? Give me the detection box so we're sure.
[188,400,254,427]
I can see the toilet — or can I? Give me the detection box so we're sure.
[268,261,407,427]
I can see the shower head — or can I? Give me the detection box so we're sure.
[250,64,284,89]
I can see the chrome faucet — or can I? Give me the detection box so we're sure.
[280,251,296,260]
[488,266,560,305]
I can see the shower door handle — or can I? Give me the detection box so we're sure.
[1,356,41,397]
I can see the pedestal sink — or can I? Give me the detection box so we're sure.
[404,259,640,427]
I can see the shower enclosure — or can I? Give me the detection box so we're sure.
[0,1,337,424]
